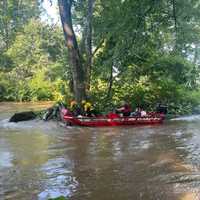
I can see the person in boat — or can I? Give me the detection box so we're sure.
[81,100,95,117]
[116,101,132,117]
[70,100,82,116]
[130,106,147,117]
[141,109,147,117]
[131,107,141,117]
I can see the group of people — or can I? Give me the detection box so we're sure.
[69,100,95,117]
[116,101,147,117]
[68,100,148,118]
[42,100,167,121]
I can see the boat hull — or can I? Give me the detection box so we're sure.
[63,114,164,127]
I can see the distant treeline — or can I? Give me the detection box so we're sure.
[1,0,200,114]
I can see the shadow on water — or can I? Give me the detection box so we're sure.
[1,103,200,199]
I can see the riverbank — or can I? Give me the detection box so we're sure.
[0,101,54,112]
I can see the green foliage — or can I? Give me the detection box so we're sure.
[0,19,71,102]
[48,197,67,200]
[91,52,200,114]
[0,0,41,52]
[149,55,199,87]
[89,0,200,114]
[1,0,200,115]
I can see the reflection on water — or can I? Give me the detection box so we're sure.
[38,158,78,200]
[0,152,13,168]
[1,103,200,199]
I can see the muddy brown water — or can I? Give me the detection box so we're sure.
[0,102,200,200]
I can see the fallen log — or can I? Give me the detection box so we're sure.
[9,111,37,122]
[9,102,66,123]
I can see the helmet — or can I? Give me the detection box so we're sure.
[81,100,86,104]
[70,100,77,108]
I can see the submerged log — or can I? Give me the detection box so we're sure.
[9,111,37,122]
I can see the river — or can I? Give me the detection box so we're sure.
[0,102,200,200]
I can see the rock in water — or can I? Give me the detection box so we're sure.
[9,111,37,122]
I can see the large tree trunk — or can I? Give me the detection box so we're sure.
[58,0,86,103]
[172,0,178,52]
[2,0,9,50]
[85,0,95,91]
[193,45,198,65]
[107,64,113,99]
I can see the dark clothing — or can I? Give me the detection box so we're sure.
[116,103,131,116]
[123,104,131,116]
[73,106,82,116]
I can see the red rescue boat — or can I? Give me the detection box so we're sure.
[62,112,165,127]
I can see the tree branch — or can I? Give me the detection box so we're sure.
[92,39,105,57]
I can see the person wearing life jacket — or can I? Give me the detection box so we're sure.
[81,100,94,117]
[70,100,81,116]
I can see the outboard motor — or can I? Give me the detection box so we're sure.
[156,104,168,114]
